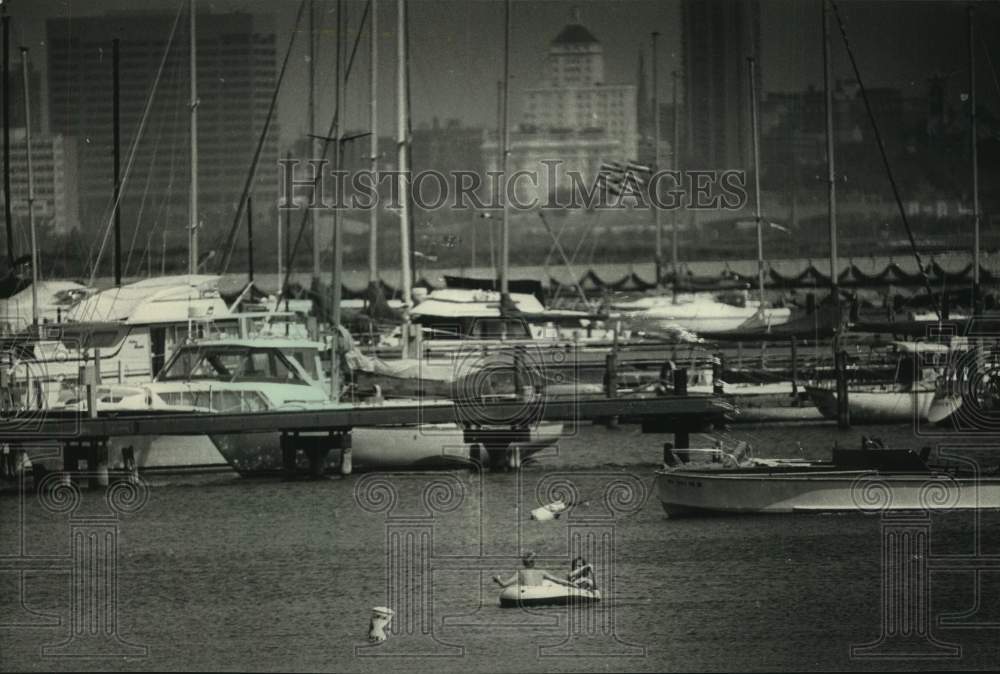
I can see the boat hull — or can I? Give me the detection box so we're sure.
[656,468,1000,516]
[210,423,562,475]
[27,434,231,476]
[806,386,935,423]
[498,581,601,608]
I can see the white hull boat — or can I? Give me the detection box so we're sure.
[615,293,791,335]
[656,445,1000,516]
[805,385,936,423]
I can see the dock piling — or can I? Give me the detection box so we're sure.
[604,351,618,398]
[835,349,850,428]
[790,336,799,398]
[673,368,688,396]
[712,353,724,395]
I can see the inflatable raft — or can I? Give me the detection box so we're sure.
[498,581,601,608]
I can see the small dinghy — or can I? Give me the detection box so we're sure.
[498,581,601,608]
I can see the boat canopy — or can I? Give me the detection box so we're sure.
[157,342,311,385]
[66,275,233,325]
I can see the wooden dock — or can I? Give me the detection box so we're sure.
[0,393,731,441]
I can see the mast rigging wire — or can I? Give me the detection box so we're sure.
[830,0,939,318]
[216,0,308,275]
[86,0,185,289]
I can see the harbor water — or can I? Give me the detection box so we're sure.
[2,421,999,672]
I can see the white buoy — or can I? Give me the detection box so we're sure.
[508,445,521,470]
[341,447,353,475]
[530,498,568,521]
[368,606,394,642]
[96,461,109,487]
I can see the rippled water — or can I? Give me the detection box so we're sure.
[2,421,999,672]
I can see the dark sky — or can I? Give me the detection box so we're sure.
[8,0,1000,149]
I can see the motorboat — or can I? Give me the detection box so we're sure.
[498,580,601,608]
[43,338,562,475]
[655,440,1000,516]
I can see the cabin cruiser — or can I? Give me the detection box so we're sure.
[45,338,562,475]
[0,279,90,333]
[0,275,311,413]
[655,438,1000,516]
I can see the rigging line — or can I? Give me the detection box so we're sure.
[980,33,1000,118]
[145,50,186,276]
[86,0,185,289]
[123,59,175,280]
[216,0,308,276]
[829,0,938,318]
[122,106,165,279]
[272,0,371,315]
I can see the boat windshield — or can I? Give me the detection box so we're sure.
[157,345,308,384]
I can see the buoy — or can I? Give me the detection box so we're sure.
[530,498,568,521]
[508,445,522,470]
[341,447,353,475]
[368,606,394,642]
[122,447,139,486]
[96,461,109,487]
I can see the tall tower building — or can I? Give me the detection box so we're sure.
[487,10,638,202]
[682,0,760,170]
[521,13,637,159]
[47,11,278,261]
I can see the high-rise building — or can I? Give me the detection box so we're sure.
[682,0,760,170]
[0,64,43,132]
[0,130,79,234]
[486,11,638,203]
[47,10,278,261]
[521,17,638,160]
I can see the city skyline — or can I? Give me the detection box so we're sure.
[6,0,999,154]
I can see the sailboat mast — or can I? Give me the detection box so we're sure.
[188,0,199,275]
[397,0,413,310]
[331,0,345,397]
[822,0,838,302]
[310,0,321,289]
[3,14,13,270]
[113,38,122,286]
[969,4,980,310]
[499,0,511,302]
[651,31,662,289]
[748,57,765,309]
[369,0,379,287]
[671,68,680,298]
[20,48,38,326]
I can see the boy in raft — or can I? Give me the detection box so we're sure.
[493,551,575,588]
[567,556,596,590]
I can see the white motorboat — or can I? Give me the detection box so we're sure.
[43,338,561,476]
[655,442,1000,516]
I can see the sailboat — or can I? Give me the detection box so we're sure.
[613,54,791,336]
[925,7,993,428]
